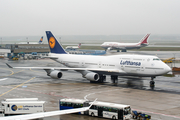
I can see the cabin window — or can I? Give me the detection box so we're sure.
[109,64,115,66]
[153,58,160,61]
[133,59,142,61]
[85,63,97,65]
[122,58,130,60]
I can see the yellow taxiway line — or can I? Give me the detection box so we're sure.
[0,77,36,97]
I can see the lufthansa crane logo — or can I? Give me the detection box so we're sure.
[49,37,56,48]
[11,105,18,111]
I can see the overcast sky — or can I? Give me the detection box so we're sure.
[0,0,180,36]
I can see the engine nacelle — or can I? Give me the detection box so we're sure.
[85,72,99,81]
[49,70,62,79]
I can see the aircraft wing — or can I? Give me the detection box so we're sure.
[0,99,97,120]
[6,63,126,74]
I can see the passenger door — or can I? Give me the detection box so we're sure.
[98,61,101,68]
[98,106,103,117]
[141,59,145,71]
[118,109,123,120]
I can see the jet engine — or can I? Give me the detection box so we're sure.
[85,72,99,81]
[49,70,62,79]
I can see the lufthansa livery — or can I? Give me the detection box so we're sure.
[6,31,171,87]
[101,34,150,52]
[18,36,43,44]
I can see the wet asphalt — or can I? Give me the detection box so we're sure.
[0,51,180,120]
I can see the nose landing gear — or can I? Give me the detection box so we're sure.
[150,77,156,88]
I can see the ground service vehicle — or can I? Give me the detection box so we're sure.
[59,98,131,120]
[162,57,175,63]
[0,98,45,116]
[132,111,151,120]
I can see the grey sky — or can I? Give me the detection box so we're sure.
[0,0,180,36]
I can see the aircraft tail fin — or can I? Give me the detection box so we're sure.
[46,31,67,54]
[38,36,43,44]
[78,43,81,48]
[139,34,150,45]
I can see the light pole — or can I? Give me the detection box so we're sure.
[26,37,29,44]
[173,53,176,68]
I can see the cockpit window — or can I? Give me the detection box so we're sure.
[153,58,160,61]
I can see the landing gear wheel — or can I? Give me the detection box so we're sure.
[150,77,156,88]
[121,49,127,52]
[98,75,106,83]
[111,75,118,84]
[150,80,155,87]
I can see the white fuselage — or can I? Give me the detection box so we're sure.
[101,42,147,50]
[65,46,79,49]
[49,53,171,77]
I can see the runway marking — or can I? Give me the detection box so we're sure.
[0,77,36,97]
[84,88,120,101]
[29,68,44,73]
[84,88,180,119]
[0,68,14,78]
[1,85,70,99]
[0,78,8,81]
[2,83,180,119]
[0,68,25,78]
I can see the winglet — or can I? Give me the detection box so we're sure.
[6,63,13,68]
[88,98,97,109]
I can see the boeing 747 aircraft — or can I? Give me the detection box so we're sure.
[65,43,81,50]
[19,36,43,44]
[6,31,171,87]
[101,34,150,52]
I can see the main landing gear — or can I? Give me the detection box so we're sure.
[121,49,127,52]
[111,75,118,84]
[150,77,156,88]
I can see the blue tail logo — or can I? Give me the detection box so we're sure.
[39,36,43,44]
[46,31,67,54]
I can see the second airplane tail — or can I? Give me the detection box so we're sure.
[139,34,150,45]
[78,43,81,48]
[46,31,67,54]
[39,36,43,44]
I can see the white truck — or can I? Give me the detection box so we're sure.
[0,98,45,116]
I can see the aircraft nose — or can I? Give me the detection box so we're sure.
[165,65,172,73]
